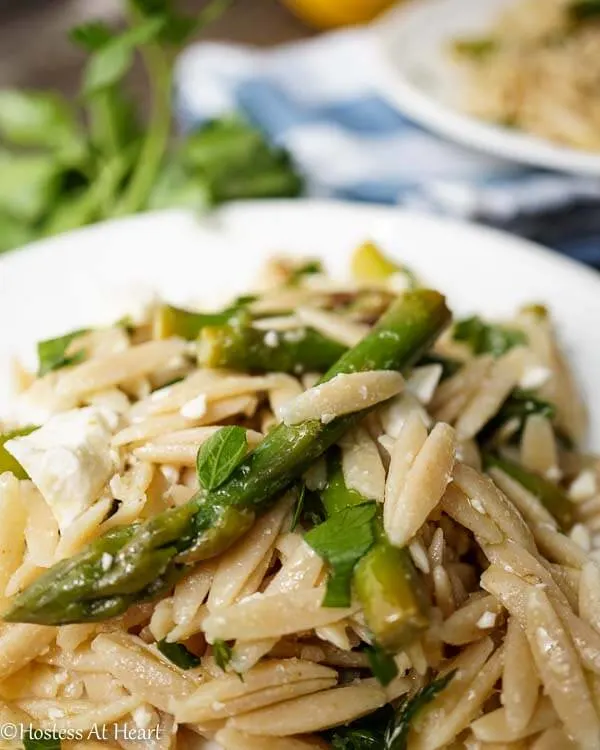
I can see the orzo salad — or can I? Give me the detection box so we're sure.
[0,242,598,750]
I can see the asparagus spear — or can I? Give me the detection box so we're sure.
[351,241,417,288]
[484,453,575,531]
[354,534,429,652]
[153,304,237,341]
[198,318,347,373]
[320,459,429,652]
[4,290,450,625]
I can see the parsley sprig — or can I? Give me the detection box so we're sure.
[0,0,303,255]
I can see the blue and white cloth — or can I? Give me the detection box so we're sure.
[176,28,600,268]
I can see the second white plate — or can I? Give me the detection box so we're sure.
[371,0,600,176]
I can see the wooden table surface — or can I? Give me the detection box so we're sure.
[0,0,312,94]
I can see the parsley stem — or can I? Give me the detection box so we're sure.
[112,42,172,216]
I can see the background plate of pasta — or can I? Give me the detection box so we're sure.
[373,0,600,175]
[1,200,600,749]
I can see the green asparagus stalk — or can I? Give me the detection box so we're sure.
[354,536,429,652]
[484,453,575,531]
[153,304,238,341]
[321,460,429,652]
[4,290,450,625]
[198,318,347,374]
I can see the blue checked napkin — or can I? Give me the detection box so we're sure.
[175,28,600,268]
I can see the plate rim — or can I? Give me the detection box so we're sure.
[370,0,600,176]
[2,199,600,452]
[2,199,599,292]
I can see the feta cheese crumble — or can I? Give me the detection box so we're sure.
[5,406,118,531]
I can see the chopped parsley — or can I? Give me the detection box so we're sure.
[366,643,398,687]
[384,671,457,748]
[453,316,527,358]
[304,502,377,608]
[289,259,323,285]
[157,639,200,669]
[213,638,233,671]
[37,328,89,376]
[478,388,555,443]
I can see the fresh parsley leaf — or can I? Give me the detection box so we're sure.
[384,671,456,749]
[178,117,304,206]
[297,488,327,528]
[478,388,556,443]
[305,503,377,608]
[290,484,306,532]
[0,212,36,254]
[325,706,393,749]
[130,0,232,45]
[0,426,38,479]
[23,728,61,750]
[213,638,233,671]
[366,643,398,687]
[37,328,89,376]
[0,89,78,148]
[196,426,248,491]
[82,18,165,95]
[157,639,200,669]
[0,152,63,223]
[70,21,114,51]
[212,638,244,681]
[453,316,527,358]
[289,260,323,285]
[330,729,383,749]
[321,456,371,517]
[82,42,133,96]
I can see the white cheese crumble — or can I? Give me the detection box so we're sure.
[476,611,497,629]
[101,553,113,572]
[544,465,563,482]
[132,705,154,729]
[569,469,597,502]
[388,272,412,293]
[5,406,118,531]
[180,393,207,420]
[536,626,554,655]
[264,330,279,348]
[519,366,552,391]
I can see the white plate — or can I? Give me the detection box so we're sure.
[1,200,600,748]
[371,0,600,175]
[1,200,600,452]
